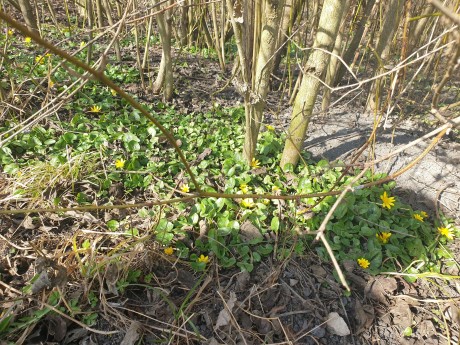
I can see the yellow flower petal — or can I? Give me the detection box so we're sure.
[164,247,174,255]
[89,105,102,113]
[357,258,370,269]
[241,198,255,208]
[115,158,125,169]
[181,184,190,193]
[197,254,209,264]
[438,227,454,240]
[380,191,395,209]
[376,232,392,244]
[413,214,424,222]
[250,158,260,169]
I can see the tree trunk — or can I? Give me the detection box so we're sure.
[280,0,346,169]
[334,0,377,86]
[227,0,284,164]
[408,2,433,54]
[153,0,174,101]
[321,0,351,112]
[17,0,39,33]
[244,0,284,163]
[366,0,405,113]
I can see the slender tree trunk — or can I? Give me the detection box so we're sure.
[321,0,351,112]
[244,0,284,162]
[334,0,377,86]
[153,0,174,101]
[366,0,405,113]
[280,0,346,169]
[17,0,39,33]
[408,2,433,54]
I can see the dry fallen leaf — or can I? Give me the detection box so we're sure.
[215,292,237,329]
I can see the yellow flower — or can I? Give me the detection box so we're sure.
[48,80,55,88]
[17,171,22,177]
[80,41,86,49]
[262,198,270,205]
[272,185,280,192]
[420,211,428,219]
[115,158,125,169]
[376,232,392,244]
[7,30,13,36]
[89,105,102,113]
[197,254,209,264]
[164,247,174,255]
[110,89,117,96]
[413,214,424,222]
[24,36,31,44]
[240,183,250,194]
[438,227,454,240]
[380,191,395,210]
[250,158,260,169]
[45,53,52,58]
[181,184,190,193]
[266,124,275,131]
[241,198,255,208]
[357,258,370,269]
[35,55,45,64]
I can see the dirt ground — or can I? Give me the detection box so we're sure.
[1,37,460,345]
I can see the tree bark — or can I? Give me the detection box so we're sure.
[16,0,39,33]
[243,0,284,163]
[280,0,346,169]
[334,0,377,86]
[366,0,405,113]
[153,0,174,101]
[321,0,351,112]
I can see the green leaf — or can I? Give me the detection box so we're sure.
[403,327,413,337]
[107,220,119,231]
[271,216,280,232]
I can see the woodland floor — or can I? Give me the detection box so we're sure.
[1,30,460,345]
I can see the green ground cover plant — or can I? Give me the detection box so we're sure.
[0,19,458,342]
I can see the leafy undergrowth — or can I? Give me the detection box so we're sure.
[1,97,459,340]
[1,26,459,343]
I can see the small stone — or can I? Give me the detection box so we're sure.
[310,325,326,338]
[290,279,299,286]
[326,312,350,336]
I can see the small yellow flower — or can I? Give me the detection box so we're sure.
[35,55,45,64]
[89,105,102,113]
[197,254,209,264]
[380,191,395,210]
[250,158,260,169]
[45,53,52,58]
[80,41,86,49]
[164,247,174,255]
[357,258,370,269]
[110,89,117,96]
[24,36,31,44]
[438,227,455,240]
[181,184,190,193]
[17,171,23,177]
[241,198,255,208]
[7,30,13,36]
[266,124,275,131]
[48,80,55,88]
[262,198,270,205]
[413,214,424,222]
[272,185,280,192]
[240,183,250,194]
[115,158,125,169]
[376,232,392,244]
[420,211,428,219]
